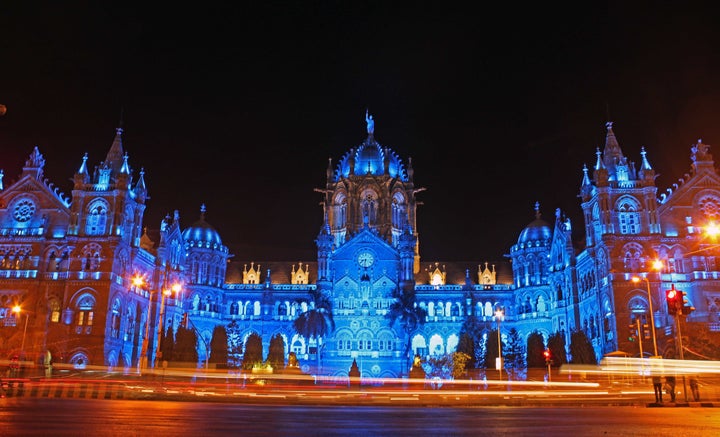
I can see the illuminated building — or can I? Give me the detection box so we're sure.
[0,118,717,376]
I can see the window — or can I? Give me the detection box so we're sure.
[86,201,108,235]
[110,299,121,339]
[617,198,641,234]
[49,299,61,323]
[75,294,95,334]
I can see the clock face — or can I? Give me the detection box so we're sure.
[357,250,375,267]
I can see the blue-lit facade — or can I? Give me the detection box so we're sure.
[0,119,718,377]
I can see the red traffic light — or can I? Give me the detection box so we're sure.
[666,286,682,315]
[543,350,551,359]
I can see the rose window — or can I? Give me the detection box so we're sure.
[13,199,36,222]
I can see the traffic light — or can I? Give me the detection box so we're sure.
[181,313,189,328]
[628,324,638,342]
[681,291,695,316]
[666,286,681,315]
[642,323,650,339]
[543,349,551,365]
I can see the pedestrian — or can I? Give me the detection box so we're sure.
[652,375,663,403]
[689,376,700,401]
[665,375,676,402]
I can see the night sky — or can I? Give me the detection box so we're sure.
[2,3,720,263]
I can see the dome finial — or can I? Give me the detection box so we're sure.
[365,109,374,135]
[534,201,541,220]
[200,203,206,220]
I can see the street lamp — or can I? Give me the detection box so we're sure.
[155,282,182,367]
[132,275,152,372]
[494,308,504,379]
[131,275,181,370]
[12,305,29,360]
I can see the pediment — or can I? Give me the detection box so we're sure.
[1,174,71,211]
[333,227,398,261]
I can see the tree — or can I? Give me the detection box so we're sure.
[242,332,264,370]
[457,315,484,368]
[547,332,567,366]
[683,322,720,360]
[209,325,229,368]
[456,333,476,369]
[160,325,175,364]
[293,289,335,372]
[482,328,501,370]
[267,333,286,370]
[526,331,546,368]
[504,328,525,378]
[427,351,472,380]
[174,326,199,364]
[569,329,597,364]
[226,320,243,369]
[386,287,427,373]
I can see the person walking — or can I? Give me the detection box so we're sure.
[652,375,663,403]
[689,376,700,401]
[665,375,677,402]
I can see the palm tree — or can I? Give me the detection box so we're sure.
[293,289,335,373]
[386,287,427,375]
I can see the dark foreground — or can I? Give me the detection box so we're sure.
[0,398,719,436]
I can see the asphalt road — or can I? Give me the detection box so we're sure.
[0,398,719,436]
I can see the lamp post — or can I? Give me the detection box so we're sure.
[494,308,504,379]
[12,305,29,361]
[155,282,181,367]
[132,275,152,373]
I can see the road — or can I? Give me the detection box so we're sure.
[0,398,719,436]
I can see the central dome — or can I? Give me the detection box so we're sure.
[355,141,384,175]
[517,217,552,244]
[182,205,223,249]
[517,203,552,245]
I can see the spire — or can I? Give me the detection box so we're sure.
[120,152,130,174]
[78,153,89,175]
[581,163,591,185]
[594,147,605,170]
[640,146,653,171]
[602,121,624,168]
[104,127,125,175]
[133,168,147,202]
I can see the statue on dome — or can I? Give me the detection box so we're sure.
[365,109,374,135]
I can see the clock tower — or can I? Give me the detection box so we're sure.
[314,112,422,377]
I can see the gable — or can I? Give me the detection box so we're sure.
[0,174,71,234]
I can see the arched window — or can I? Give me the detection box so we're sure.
[110,298,121,339]
[75,293,96,335]
[48,297,61,323]
[86,200,109,236]
[357,331,373,351]
[617,197,641,235]
[81,243,102,271]
[429,334,444,356]
[622,243,645,272]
